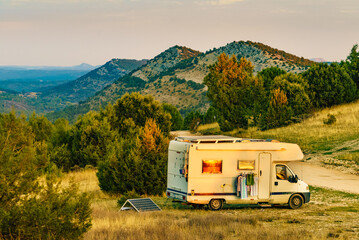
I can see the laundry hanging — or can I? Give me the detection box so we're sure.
[241,175,247,199]
[237,173,257,199]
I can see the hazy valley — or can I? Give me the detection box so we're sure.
[1,41,313,121]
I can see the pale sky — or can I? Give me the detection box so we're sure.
[0,0,358,66]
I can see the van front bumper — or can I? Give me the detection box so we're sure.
[303,192,310,203]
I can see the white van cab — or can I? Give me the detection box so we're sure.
[166,135,310,210]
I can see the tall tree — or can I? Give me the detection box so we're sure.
[265,88,293,129]
[302,62,357,108]
[28,112,54,142]
[346,44,359,89]
[271,73,311,116]
[135,119,169,195]
[108,92,171,137]
[204,53,264,130]
[162,103,183,131]
[257,66,286,92]
[96,93,171,195]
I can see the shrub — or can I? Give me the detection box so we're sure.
[323,114,337,125]
[0,112,92,239]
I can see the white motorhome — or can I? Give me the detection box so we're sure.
[166,135,310,210]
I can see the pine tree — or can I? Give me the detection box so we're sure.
[204,53,264,130]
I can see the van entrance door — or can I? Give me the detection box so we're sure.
[258,153,271,199]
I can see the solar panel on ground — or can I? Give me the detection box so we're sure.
[120,198,161,213]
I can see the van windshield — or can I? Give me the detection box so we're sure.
[276,165,294,181]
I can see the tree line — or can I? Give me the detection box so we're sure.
[202,44,359,131]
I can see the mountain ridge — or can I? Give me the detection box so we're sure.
[40,58,148,103]
[46,41,313,122]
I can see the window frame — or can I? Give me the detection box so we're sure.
[202,159,223,174]
[275,164,294,181]
[237,160,255,170]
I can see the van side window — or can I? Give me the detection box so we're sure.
[238,160,255,170]
[276,165,293,180]
[202,160,222,174]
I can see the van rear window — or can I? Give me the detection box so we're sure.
[202,160,222,174]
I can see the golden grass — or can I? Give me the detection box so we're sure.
[242,100,359,151]
[62,170,359,240]
[61,168,108,199]
[196,122,220,132]
[196,100,359,151]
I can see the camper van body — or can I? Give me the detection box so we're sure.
[166,136,310,210]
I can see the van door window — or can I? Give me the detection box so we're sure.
[276,165,293,180]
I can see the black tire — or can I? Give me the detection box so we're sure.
[288,194,304,209]
[208,199,223,211]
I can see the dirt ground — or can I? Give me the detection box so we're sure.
[288,161,359,194]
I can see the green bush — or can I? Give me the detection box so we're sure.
[323,114,337,125]
[162,103,184,130]
[97,119,169,195]
[183,111,204,131]
[0,112,92,239]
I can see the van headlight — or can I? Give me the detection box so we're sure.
[306,186,309,190]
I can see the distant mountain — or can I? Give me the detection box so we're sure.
[68,63,97,71]
[0,64,98,92]
[0,59,147,115]
[40,59,148,103]
[0,64,97,71]
[310,58,327,63]
[47,41,313,122]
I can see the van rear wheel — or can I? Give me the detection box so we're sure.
[288,194,304,209]
[208,199,223,211]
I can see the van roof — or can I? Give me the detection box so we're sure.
[175,135,279,144]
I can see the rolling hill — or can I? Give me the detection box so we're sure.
[0,59,147,115]
[40,58,148,103]
[47,41,313,122]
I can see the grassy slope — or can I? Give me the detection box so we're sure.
[198,98,359,151]
[197,100,359,174]
[63,169,359,240]
[245,100,359,151]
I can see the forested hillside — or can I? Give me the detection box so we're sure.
[41,59,148,103]
[47,41,313,122]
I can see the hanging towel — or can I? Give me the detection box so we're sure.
[237,175,242,197]
[241,175,247,199]
[246,173,254,186]
[250,177,258,196]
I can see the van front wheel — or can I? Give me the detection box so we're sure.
[288,194,304,209]
[208,199,223,211]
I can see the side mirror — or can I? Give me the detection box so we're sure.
[288,175,298,183]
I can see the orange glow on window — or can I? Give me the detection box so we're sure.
[202,160,222,174]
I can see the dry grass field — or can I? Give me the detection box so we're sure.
[63,169,359,240]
